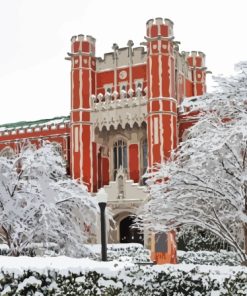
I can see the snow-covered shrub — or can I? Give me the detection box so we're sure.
[178,250,240,266]
[88,243,151,262]
[0,143,99,257]
[0,244,9,256]
[0,256,247,295]
[177,226,231,252]
[221,271,247,296]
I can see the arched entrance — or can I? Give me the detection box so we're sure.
[120,216,144,244]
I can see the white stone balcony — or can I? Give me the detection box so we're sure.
[91,88,148,131]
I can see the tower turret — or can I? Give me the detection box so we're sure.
[186,51,207,96]
[67,35,96,190]
[146,18,178,168]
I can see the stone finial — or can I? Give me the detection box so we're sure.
[146,18,154,28]
[112,43,119,51]
[71,36,77,43]
[127,40,134,47]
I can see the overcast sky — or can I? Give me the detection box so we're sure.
[0,0,247,125]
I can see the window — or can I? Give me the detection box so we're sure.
[141,138,148,175]
[113,139,127,180]
[119,82,127,91]
[104,83,113,94]
[134,79,143,90]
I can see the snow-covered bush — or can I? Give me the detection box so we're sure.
[0,142,99,257]
[0,256,247,295]
[0,244,9,256]
[178,250,240,266]
[87,243,151,262]
[177,226,231,252]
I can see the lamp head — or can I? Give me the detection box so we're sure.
[96,188,108,204]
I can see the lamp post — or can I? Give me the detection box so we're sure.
[96,188,108,261]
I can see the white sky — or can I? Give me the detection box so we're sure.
[1,0,247,125]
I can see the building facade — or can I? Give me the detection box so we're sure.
[0,18,207,245]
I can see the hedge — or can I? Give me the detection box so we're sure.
[0,256,247,295]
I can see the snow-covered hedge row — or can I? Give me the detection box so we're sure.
[178,250,240,266]
[0,256,247,295]
[87,243,151,262]
[88,244,240,266]
[0,242,241,267]
[0,244,8,256]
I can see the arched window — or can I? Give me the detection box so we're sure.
[113,139,127,180]
[141,138,148,176]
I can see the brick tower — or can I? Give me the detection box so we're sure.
[186,51,207,96]
[146,18,178,168]
[69,35,96,191]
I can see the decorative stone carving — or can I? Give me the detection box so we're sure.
[91,92,147,131]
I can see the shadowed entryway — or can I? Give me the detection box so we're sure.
[120,216,144,244]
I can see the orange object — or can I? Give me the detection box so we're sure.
[151,231,177,264]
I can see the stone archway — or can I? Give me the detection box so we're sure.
[119,216,144,244]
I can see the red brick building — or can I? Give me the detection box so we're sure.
[0,18,207,244]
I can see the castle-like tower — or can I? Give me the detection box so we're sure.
[0,18,207,245]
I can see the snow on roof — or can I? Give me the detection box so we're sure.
[179,94,213,113]
[0,116,70,132]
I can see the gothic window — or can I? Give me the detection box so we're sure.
[104,83,113,94]
[113,139,127,180]
[119,82,127,91]
[134,79,143,90]
[141,138,148,175]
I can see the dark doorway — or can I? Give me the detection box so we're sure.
[120,216,144,244]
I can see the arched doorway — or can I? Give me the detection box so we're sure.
[120,216,144,244]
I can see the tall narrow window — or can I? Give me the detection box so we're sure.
[113,139,128,180]
[141,139,148,175]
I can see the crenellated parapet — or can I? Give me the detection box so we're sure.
[70,34,95,54]
[0,117,70,138]
[182,51,207,96]
[146,17,174,38]
[96,46,146,71]
[185,51,206,69]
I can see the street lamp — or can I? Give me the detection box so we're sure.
[96,188,108,261]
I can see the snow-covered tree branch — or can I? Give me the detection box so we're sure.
[138,62,247,263]
[0,142,99,257]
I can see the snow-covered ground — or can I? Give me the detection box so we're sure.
[0,252,246,295]
[0,255,246,278]
[0,256,130,277]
